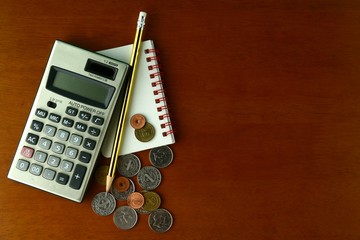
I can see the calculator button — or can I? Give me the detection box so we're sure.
[69,164,87,190]
[88,127,100,137]
[48,113,61,123]
[21,146,34,158]
[83,138,96,150]
[62,118,74,127]
[56,173,69,185]
[52,142,65,154]
[75,122,87,132]
[79,111,91,121]
[30,120,43,132]
[47,155,61,167]
[26,133,39,145]
[43,168,56,180]
[57,129,70,141]
[79,151,91,163]
[70,134,83,146]
[44,125,57,137]
[66,107,78,116]
[92,116,104,126]
[16,159,30,171]
[47,101,57,109]
[60,160,74,172]
[34,151,47,163]
[39,138,52,150]
[35,109,48,118]
[65,147,78,159]
[29,163,43,176]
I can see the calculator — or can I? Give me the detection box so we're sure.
[8,40,129,202]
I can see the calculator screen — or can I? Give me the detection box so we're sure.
[47,66,115,109]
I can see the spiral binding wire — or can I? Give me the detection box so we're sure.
[145,47,174,137]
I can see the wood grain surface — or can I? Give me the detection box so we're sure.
[1,0,360,239]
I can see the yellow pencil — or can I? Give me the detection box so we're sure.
[106,11,147,193]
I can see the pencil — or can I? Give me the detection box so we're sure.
[106,11,147,193]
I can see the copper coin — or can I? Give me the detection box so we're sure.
[113,177,130,192]
[127,192,145,209]
[130,114,146,129]
[135,122,156,142]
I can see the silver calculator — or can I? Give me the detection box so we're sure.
[8,40,129,202]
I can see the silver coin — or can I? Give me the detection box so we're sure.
[148,208,173,233]
[137,166,162,190]
[149,145,174,168]
[113,206,138,230]
[91,192,116,216]
[111,178,135,200]
[117,154,141,177]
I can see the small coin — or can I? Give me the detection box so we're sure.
[149,146,174,168]
[127,192,145,209]
[91,192,116,216]
[135,122,155,142]
[137,166,162,190]
[142,191,161,212]
[111,178,135,200]
[113,176,130,192]
[148,208,173,233]
[113,206,138,230]
[117,154,141,177]
[95,165,109,185]
[130,114,146,129]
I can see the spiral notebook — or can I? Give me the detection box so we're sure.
[98,40,175,157]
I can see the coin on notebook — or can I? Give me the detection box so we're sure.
[135,122,155,142]
[130,114,146,129]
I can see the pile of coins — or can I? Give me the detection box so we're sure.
[92,145,174,233]
[130,114,155,142]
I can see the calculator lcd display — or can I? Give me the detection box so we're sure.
[46,67,115,109]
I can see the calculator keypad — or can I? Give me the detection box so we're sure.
[16,107,103,191]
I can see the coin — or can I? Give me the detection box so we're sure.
[95,165,109,185]
[130,114,146,129]
[91,192,116,216]
[137,166,162,190]
[117,154,141,177]
[142,191,161,212]
[135,122,155,142]
[148,208,173,233]
[127,192,145,209]
[111,178,135,200]
[113,176,130,192]
[113,206,138,230]
[149,146,174,168]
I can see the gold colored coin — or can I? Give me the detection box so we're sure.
[95,165,109,185]
[142,191,161,212]
[127,192,145,209]
[113,176,130,192]
[130,114,146,129]
[135,122,155,142]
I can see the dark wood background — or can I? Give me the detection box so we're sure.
[1,0,360,239]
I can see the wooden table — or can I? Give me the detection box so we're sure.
[1,0,360,239]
